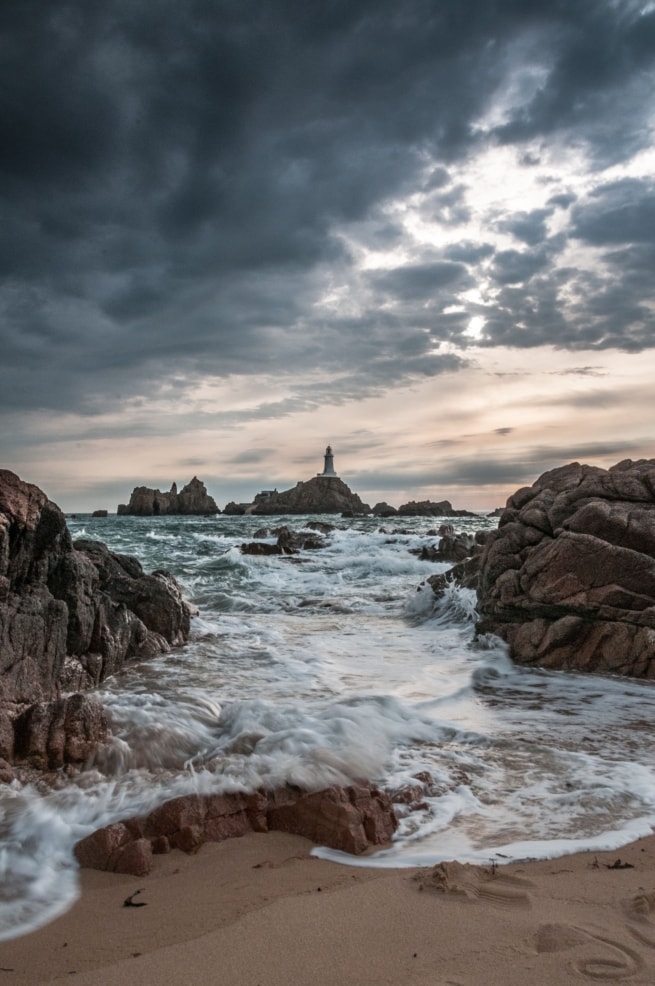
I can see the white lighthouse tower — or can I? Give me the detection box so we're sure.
[318,444,338,478]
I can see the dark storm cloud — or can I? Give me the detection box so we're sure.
[444,242,495,264]
[369,261,470,300]
[571,179,655,246]
[1,0,654,422]
[490,3,655,165]
[496,209,551,246]
[490,249,551,285]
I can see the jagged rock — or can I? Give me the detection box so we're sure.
[476,459,655,677]
[74,783,398,874]
[117,477,219,516]
[0,470,192,765]
[73,540,190,652]
[427,555,481,596]
[11,694,109,771]
[249,477,370,516]
[240,526,327,555]
[417,528,490,565]
[91,510,108,518]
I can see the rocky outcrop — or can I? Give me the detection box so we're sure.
[240,526,327,555]
[223,501,248,515]
[117,477,219,516]
[421,528,490,598]
[0,470,191,766]
[418,526,489,564]
[397,499,477,518]
[74,782,398,874]
[249,477,370,516]
[7,693,109,771]
[372,502,398,517]
[476,459,655,677]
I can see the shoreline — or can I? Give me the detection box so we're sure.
[3,829,655,985]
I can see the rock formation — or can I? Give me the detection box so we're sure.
[476,459,655,677]
[397,499,478,518]
[0,469,191,769]
[74,782,398,875]
[372,502,398,517]
[240,525,327,555]
[117,477,219,516]
[248,476,370,516]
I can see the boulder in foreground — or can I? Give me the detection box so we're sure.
[476,459,655,677]
[75,783,399,874]
[0,469,192,769]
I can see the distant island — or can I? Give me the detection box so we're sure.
[116,447,478,517]
[117,476,219,516]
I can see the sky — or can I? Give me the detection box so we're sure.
[2,0,655,513]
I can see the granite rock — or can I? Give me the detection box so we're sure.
[476,459,655,676]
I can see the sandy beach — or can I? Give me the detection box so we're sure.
[3,830,655,985]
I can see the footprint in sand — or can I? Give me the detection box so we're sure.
[536,923,645,981]
[416,860,533,909]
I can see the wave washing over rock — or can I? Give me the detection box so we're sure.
[3,462,655,942]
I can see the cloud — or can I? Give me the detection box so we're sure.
[369,261,470,300]
[1,1,655,509]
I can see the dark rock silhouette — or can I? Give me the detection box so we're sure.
[117,477,219,516]
[249,476,370,515]
[397,499,478,518]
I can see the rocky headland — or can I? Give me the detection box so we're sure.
[118,476,219,516]
[475,458,655,678]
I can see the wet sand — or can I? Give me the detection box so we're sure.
[3,830,655,985]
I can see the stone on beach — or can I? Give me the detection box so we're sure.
[74,783,399,875]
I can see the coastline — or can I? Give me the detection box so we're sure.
[3,829,655,985]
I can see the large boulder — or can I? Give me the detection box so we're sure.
[0,470,191,766]
[476,459,655,677]
[117,477,219,516]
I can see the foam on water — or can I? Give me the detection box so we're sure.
[3,512,655,939]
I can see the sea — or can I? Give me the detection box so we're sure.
[2,510,655,941]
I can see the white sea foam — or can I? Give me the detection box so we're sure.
[3,511,655,940]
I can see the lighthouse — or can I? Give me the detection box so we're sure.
[318,444,338,478]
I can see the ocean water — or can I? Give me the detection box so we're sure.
[2,512,655,941]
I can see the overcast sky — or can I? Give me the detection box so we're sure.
[2,0,655,512]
